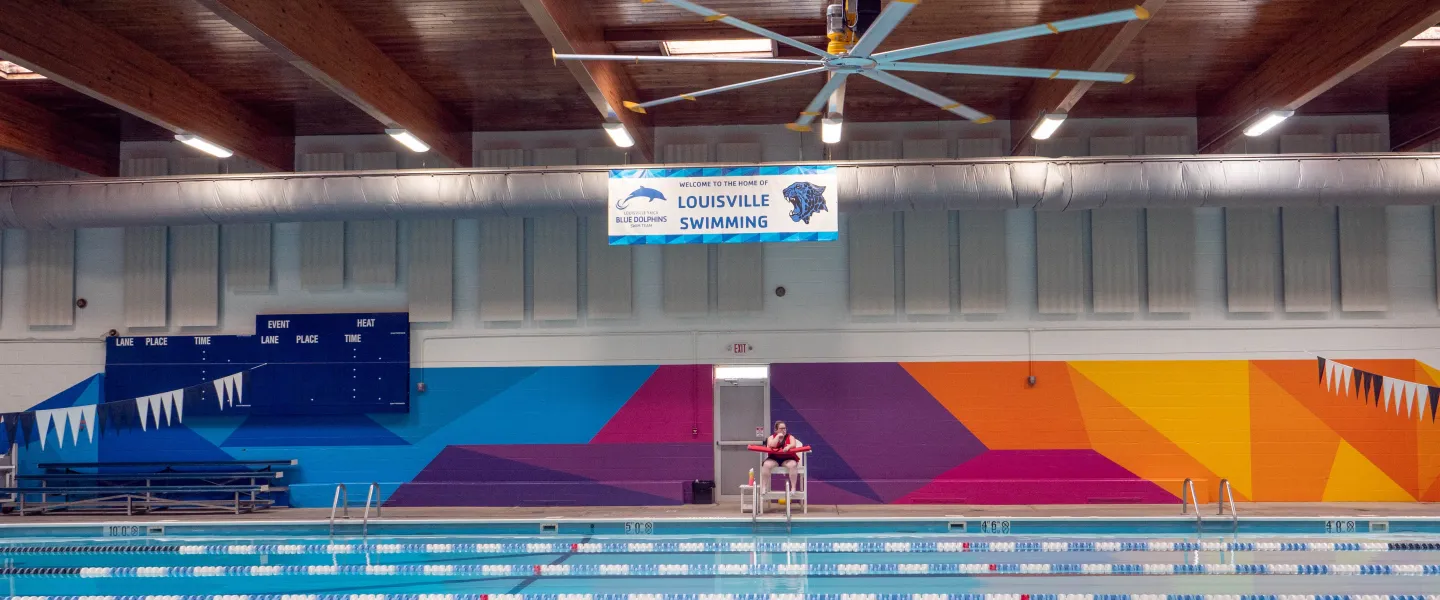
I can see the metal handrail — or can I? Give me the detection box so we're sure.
[329,483,349,539]
[362,482,382,538]
[1180,478,1202,532]
[1218,478,1238,529]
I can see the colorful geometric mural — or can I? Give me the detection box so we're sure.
[17,358,1440,507]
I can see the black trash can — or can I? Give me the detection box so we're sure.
[690,479,715,504]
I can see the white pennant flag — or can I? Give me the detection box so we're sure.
[175,390,185,424]
[35,409,54,450]
[224,374,237,407]
[213,378,227,410]
[1383,378,1395,413]
[80,404,96,443]
[160,392,174,426]
[1398,381,1411,416]
[1413,382,1425,419]
[65,406,83,446]
[1342,365,1354,396]
[1323,359,1333,392]
[136,396,152,431]
[150,395,163,429]
[233,373,244,405]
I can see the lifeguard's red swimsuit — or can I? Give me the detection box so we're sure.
[766,434,800,462]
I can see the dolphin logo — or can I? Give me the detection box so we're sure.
[617,186,667,210]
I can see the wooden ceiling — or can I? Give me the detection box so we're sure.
[0,0,1438,172]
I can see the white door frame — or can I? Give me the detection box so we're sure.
[713,365,770,500]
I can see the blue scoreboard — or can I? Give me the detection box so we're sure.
[105,312,410,415]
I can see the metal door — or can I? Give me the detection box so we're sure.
[714,372,769,499]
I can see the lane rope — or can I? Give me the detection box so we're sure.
[7,562,1440,577]
[0,540,1432,556]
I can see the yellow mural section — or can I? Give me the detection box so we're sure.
[1322,441,1415,502]
[1069,361,1253,499]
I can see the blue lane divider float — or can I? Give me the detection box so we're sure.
[7,563,1440,577]
[1,595,1439,600]
[0,540,1432,555]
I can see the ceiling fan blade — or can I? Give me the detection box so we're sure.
[623,68,827,113]
[873,6,1149,62]
[878,62,1133,83]
[786,72,851,132]
[554,52,823,66]
[862,70,992,122]
[647,0,832,58]
[848,0,918,57]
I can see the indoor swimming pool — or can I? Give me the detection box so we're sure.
[2,518,1440,599]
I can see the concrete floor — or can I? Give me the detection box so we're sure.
[5,502,1440,523]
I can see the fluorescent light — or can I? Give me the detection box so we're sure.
[1243,110,1294,137]
[662,38,773,58]
[715,365,768,380]
[386,129,430,153]
[821,117,843,144]
[603,122,634,148]
[174,134,233,158]
[1404,26,1440,46]
[1030,113,1067,140]
[0,60,43,81]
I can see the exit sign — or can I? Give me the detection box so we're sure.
[730,343,752,354]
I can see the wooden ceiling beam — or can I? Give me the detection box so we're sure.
[1390,85,1440,151]
[1009,0,1165,156]
[519,0,655,164]
[0,0,292,171]
[0,90,117,177]
[1198,0,1440,154]
[197,0,472,167]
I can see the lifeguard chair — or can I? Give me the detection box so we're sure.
[740,450,807,514]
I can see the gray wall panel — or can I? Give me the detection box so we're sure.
[904,211,951,314]
[716,143,761,162]
[846,141,897,160]
[300,222,346,291]
[848,213,897,315]
[1338,207,1388,312]
[1146,208,1195,313]
[1282,207,1336,312]
[1091,209,1142,313]
[717,244,763,312]
[480,149,528,168]
[124,226,168,328]
[586,216,633,318]
[408,220,454,323]
[663,244,709,315]
[533,148,579,167]
[1089,136,1137,156]
[353,152,397,170]
[956,138,1004,158]
[1225,208,1279,313]
[26,230,74,327]
[1035,211,1085,314]
[663,144,711,163]
[901,139,949,159]
[582,147,629,166]
[224,224,271,292]
[348,221,398,288]
[170,224,219,327]
[479,216,525,321]
[1143,136,1193,155]
[958,210,1006,313]
[532,215,579,321]
[1034,137,1085,158]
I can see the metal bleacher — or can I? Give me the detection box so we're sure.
[0,458,296,515]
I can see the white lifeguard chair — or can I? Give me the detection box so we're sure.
[741,450,807,514]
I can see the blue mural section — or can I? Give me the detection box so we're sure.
[105,312,410,415]
[20,365,666,507]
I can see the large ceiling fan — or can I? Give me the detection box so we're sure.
[555,0,1148,142]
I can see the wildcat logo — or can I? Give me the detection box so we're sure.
[616,186,667,210]
[783,181,829,224]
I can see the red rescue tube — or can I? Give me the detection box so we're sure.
[747,445,811,454]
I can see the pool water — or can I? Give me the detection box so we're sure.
[3,529,1440,598]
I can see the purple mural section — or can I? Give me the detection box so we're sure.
[388,443,710,506]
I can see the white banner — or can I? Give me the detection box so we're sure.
[607,165,839,245]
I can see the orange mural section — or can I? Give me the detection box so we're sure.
[902,361,1089,450]
[889,357,1435,503]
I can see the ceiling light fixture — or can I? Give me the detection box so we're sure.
[1030,113,1067,140]
[602,122,635,148]
[1403,26,1440,47]
[662,38,775,59]
[385,129,430,153]
[1243,109,1294,137]
[0,60,43,81]
[821,116,843,144]
[175,134,234,158]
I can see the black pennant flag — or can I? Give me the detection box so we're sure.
[0,414,15,448]
[18,412,35,447]
[1360,371,1374,403]
[1318,357,1327,384]
[1354,368,1363,398]
[1430,387,1440,423]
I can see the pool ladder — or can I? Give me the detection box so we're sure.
[329,482,382,540]
[1180,478,1240,533]
[1217,478,1238,531]
[1180,478,1202,533]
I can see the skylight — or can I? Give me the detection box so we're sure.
[0,60,43,81]
[662,39,774,59]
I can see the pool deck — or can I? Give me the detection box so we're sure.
[5,502,1440,523]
